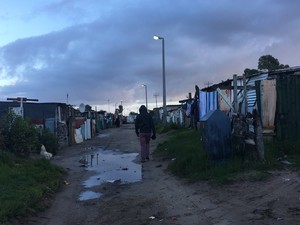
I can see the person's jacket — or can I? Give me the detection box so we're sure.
[135,106,156,135]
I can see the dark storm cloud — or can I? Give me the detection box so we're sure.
[1,0,300,111]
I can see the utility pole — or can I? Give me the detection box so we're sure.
[153,93,159,108]
[7,97,39,118]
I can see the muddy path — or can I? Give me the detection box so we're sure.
[20,124,300,225]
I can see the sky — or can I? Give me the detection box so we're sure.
[1,0,300,115]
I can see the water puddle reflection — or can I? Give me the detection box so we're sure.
[79,190,102,201]
[97,133,111,138]
[78,148,141,201]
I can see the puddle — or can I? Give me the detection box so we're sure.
[79,148,141,201]
[83,149,141,187]
[79,190,102,201]
[97,133,111,138]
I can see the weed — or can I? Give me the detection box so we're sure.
[155,128,300,185]
[0,152,65,223]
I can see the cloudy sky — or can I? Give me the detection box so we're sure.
[0,0,299,114]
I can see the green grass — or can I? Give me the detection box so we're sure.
[155,122,182,134]
[0,151,65,223]
[155,128,300,185]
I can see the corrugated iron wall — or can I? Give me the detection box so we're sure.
[276,75,300,140]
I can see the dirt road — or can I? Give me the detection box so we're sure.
[22,124,300,225]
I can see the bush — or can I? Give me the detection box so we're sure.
[39,129,59,155]
[2,112,39,156]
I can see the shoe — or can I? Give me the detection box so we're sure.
[145,156,150,160]
[141,159,146,163]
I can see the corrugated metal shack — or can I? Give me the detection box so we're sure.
[200,66,300,141]
[0,101,73,147]
[269,67,300,140]
[200,109,232,160]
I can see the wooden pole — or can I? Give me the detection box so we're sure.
[243,75,248,114]
[233,74,238,113]
[254,109,265,162]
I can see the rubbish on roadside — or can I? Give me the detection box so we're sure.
[149,216,155,220]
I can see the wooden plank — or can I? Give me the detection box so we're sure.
[262,80,276,128]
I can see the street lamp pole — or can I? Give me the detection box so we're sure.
[154,35,167,127]
[142,84,148,109]
[154,93,159,108]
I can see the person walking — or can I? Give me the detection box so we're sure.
[135,105,156,163]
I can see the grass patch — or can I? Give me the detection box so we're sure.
[155,122,181,134]
[155,129,300,185]
[0,151,65,223]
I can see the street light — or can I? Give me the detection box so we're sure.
[154,93,159,108]
[142,84,148,109]
[153,35,167,127]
